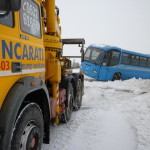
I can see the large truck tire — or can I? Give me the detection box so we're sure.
[74,79,82,110]
[11,103,44,150]
[61,82,74,123]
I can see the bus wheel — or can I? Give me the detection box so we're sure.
[112,73,121,81]
[61,82,74,123]
[11,103,43,150]
[74,79,82,110]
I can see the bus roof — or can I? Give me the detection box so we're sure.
[88,44,150,58]
[89,44,121,51]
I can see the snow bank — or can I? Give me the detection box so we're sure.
[43,77,150,150]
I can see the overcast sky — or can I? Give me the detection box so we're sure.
[56,0,150,56]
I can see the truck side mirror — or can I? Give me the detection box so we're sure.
[0,0,21,11]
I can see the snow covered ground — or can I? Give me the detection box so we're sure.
[42,77,150,150]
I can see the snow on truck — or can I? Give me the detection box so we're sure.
[0,0,85,149]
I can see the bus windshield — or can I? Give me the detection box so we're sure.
[84,48,104,65]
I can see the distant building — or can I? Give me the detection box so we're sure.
[72,59,80,68]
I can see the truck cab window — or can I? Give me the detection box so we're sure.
[20,0,41,38]
[0,12,14,27]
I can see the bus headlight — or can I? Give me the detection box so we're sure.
[93,71,98,74]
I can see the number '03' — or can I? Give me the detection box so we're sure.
[0,61,10,70]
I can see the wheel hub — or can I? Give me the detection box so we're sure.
[20,121,39,150]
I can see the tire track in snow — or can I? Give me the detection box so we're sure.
[42,107,104,150]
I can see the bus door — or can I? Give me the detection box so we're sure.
[89,49,103,79]
[90,63,99,79]
[98,51,111,80]
[99,50,121,80]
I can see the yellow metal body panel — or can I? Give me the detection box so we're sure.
[19,0,45,78]
[0,12,21,108]
[44,0,62,38]
[0,0,45,109]
[0,0,65,126]
[46,57,61,83]
[44,35,62,49]
[45,0,56,34]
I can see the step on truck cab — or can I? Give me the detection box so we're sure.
[0,0,85,149]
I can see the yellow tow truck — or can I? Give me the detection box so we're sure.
[0,0,85,149]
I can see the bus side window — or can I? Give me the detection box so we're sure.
[121,53,131,65]
[109,51,120,66]
[139,57,147,67]
[131,55,139,66]
[146,58,150,68]
[102,52,110,66]
[0,12,14,27]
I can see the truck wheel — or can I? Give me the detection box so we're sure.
[74,79,82,110]
[61,83,74,123]
[11,103,43,150]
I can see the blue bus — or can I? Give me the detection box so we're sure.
[80,44,150,81]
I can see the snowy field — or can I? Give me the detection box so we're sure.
[42,76,150,150]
